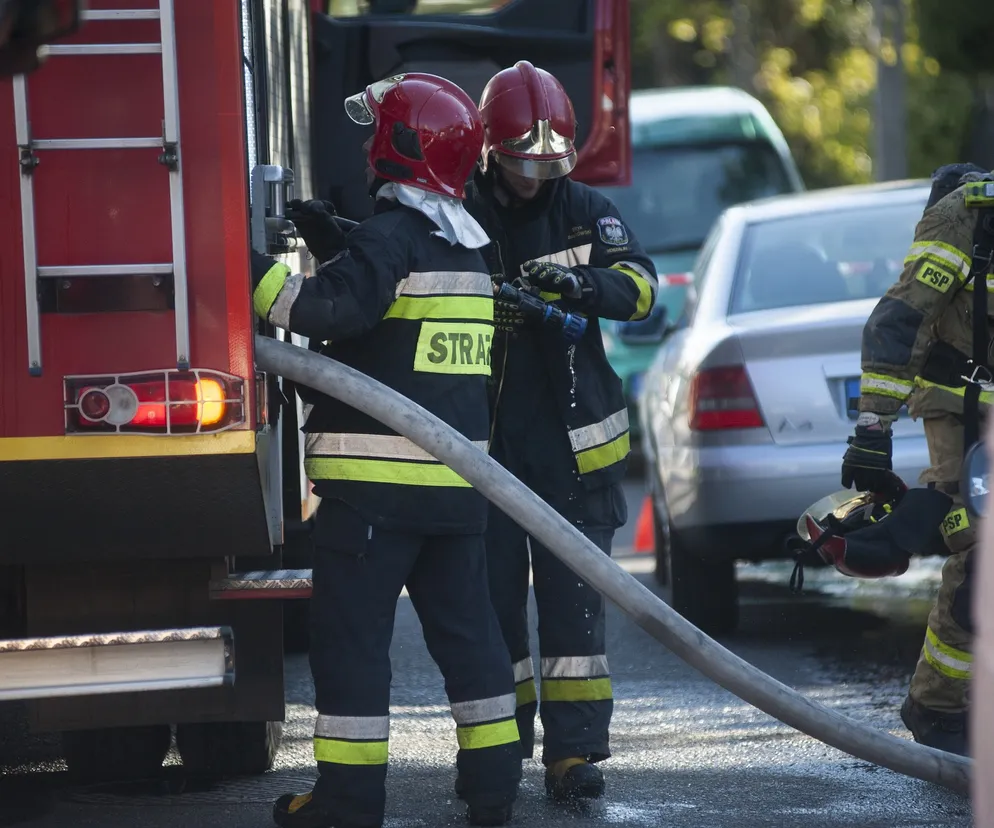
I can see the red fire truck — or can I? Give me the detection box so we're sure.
[0,0,630,782]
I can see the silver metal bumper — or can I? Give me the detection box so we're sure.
[0,626,234,702]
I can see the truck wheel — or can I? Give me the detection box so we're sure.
[62,725,171,783]
[176,720,283,777]
[667,530,739,637]
[283,599,311,654]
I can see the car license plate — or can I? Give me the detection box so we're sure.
[845,377,860,419]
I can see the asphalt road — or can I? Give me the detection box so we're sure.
[0,480,973,828]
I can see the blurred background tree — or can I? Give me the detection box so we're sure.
[630,0,980,189]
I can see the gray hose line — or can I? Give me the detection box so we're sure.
[255,335,972,796]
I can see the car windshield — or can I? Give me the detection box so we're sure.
[599,142,795,254]
[729,197,928,314]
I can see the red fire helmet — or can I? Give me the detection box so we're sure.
[344,73,484,199]
[478,60,577,180]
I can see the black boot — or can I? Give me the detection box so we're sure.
[273,792,368,828]
[454,774,466,800]
[544,758,605,802]
[900,696,969,756]
[465,801,513,826]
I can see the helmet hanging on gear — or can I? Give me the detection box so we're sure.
[478,60,577,180]
[786,471,952,590]
[344,73,484,200]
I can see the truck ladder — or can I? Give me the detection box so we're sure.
[13,3,189,376]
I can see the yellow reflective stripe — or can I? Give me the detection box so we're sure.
[252,262,291,319]
[306,432,487,463]
[456,718,519,750]
[314,737,389,765]
[515,679,537,706]
[961,275,994,292]
[541,677,613,702]
[575,432,630,475]
[304,457,471,487]
[611,263,653,321]
[569,409,630,453]
[923,627,972,680]
[940,507,970,537]
[913,377,994,405]
[538,290,561,301]
[905,241,971,279]
[860,372,914,400]
[413,322,493,376]
[384,295,494,322]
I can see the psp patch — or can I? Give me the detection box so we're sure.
[597,216,629,247]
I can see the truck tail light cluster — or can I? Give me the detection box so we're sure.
[64,369,246,435]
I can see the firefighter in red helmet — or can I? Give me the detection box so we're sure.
[460,61,659,804]
[251,73,521,828]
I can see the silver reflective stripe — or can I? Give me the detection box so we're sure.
[541,655,610,679]
[906,242,971,279]
[567,409,630,453]
[616,260,658,294]
[315,714,390,740]
[522,244,593,274]
[512,657,534,683]
[394,270,493,299]
[451,693,517,726]
[269,271,304,330]
[307,433,488,462]
[860,375,914,396]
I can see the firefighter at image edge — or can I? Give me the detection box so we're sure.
[249,73,522,828]
[843,162,994,757]
[462,61,659,802]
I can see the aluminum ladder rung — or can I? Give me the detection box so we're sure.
[33,137,163,150]
[45,43,162,56]
[15,0,190,375]
[81,9,162,21]
[38,264,173,279]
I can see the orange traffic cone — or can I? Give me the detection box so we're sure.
[634,495,655,554]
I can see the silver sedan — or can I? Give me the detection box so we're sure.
[637,181,933,635]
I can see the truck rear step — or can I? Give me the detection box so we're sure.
[210,570,313,600]
[0,626,233,702]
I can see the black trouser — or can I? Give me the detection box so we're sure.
[484,500,615,765]
[309,499,522,827]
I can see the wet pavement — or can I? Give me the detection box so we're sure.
[0,543,971,828]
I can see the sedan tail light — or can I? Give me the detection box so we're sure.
[688,365,764,431]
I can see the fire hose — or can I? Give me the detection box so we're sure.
[254,334,972,797]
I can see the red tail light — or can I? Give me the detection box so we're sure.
[688,365,764,431]
[64,369,246,435]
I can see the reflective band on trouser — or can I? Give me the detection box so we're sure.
[611,261,657,321]
[304,433,488,487]
[513,657,537,707]
[540,655,613,702]
[860,372,914,402]
[914,377,994,406]
[904,241,972,280]
[923,627,972,681]
[252,262,293,320]
[568,409,631,475]
[451,694,520,750]
[313,714,390,766]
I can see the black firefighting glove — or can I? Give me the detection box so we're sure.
[841,424,893,492]
[494,294,527,333]
[286,198,348,263]
[520,260,583,299]
[251,249,279,292]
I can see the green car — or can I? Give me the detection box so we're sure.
[599,85,805,454]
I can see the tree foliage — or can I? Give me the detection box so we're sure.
[630,0,977,189]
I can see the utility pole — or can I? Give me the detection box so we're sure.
[871,0,908,180]
[729,0,757,93]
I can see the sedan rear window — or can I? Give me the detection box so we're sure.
[729,198,927,314]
